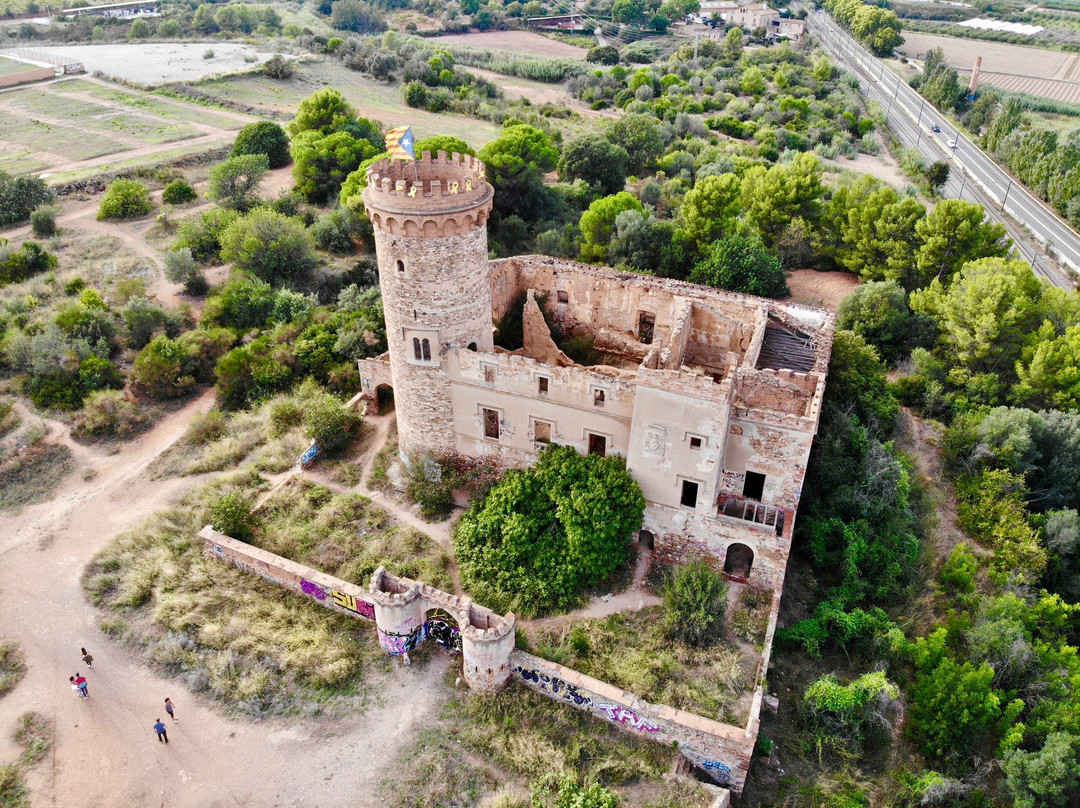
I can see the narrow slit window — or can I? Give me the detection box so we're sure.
[483,408,500,439]
[638,311,655,345]
[412,337,422,361]
[483,364,496,383]
[421,339,431,362]
[538,377,549,395]
[396,259,405,274]
[593,389,605,407]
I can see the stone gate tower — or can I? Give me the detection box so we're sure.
[362,151,494,460]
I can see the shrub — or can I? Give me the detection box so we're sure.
[78,355,123,392]
[30,204,57,237]
[203,48,214,59]
[0,171,53,226]
[689,233,789,298]
[184,410,228,444]
[303,391,360,456]
[98,178,152,220]
[211,491,254,541]
[219,209,317,286]
[121,296,174,349]
[201,274,276,330]
[72,390,150,439]
[208,154,268,211]
[163,247,206,294]
[269,400,302,436]
[662,561,727,647]
[939,542,978,595]
[172,208,241,264]
[263,54,296,79]
[132,335,195,399]
[586,45,620,65]
[0,240,58,286]
[162,179,197,205]
[232,121,291,169]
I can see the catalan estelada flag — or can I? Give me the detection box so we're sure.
[385,125,415,161]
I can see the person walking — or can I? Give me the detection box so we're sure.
[153,719,168,744]
[74,674,88,698]
[69,676,81,697]
[165,698,177,723]
[80,648,93,669]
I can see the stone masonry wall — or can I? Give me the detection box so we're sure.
[509,650,755,790]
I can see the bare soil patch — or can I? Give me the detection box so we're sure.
[428,30,587,58]
[822,148,909,189]
[36,43,280,84]
[785,269,859,312]
[897,32,1069,79]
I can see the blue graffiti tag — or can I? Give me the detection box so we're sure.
[701,760,731,783]
[515,666,592,706]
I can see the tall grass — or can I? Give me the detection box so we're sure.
[432,43,587,82]
[0,643,26,699]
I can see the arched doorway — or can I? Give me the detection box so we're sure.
[424,608,462,652]
[723,543,754,579]
[637,529,655,551]
[375,384,395,415]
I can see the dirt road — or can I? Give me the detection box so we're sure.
[0,392,449,808]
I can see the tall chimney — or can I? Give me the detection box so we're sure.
[969,55,982,95]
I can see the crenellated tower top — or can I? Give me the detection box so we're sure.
[363,151,493,236]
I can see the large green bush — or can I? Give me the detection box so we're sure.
[232,121,291,169]
[454,444,645,616]
[0,172,53,226]
[662,560,727,647]
[218,209,317,286]
[689,233,789,298]
[98,178,152,220]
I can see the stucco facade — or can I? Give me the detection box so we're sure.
[361,152,834,594]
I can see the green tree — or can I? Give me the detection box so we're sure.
[414,135,474,157]
[578,191,642,263]
[304,391,360,456]
[132,335,196,399]
[291,130,382,203]
[910,257,1045,384]
[926,161,950,191]
[802,671,900,747]
[219,210,318,286]
[723,26,743,59]
[836,280,914,363]
[740,65,766,95]
[208,154,269,212]
[1014,322,1080,410]
[1004,732,1080,808]
[162,179,197,205]
[606,114,664,173]
[586,45,620,65]
[172,208,241,264]
[611,0,645,23]
[330,0,386,32]
[558,133,630,197]
[689,233,789,298]
[682,173,740,246]
[740,153,823,245]
[824,330,900,432]
[289,88,356,137]
[98,178,152,220]
[662,560,727,647]
[128,17,150,37]
[0,171,53,226]
[232,121,291,169]
[453,444,645,616]
[913,199,1010,287]
[479,124,559,172]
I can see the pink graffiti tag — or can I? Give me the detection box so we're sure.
[595,703,660,732]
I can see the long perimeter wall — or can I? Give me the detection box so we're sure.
[198,526,756,790]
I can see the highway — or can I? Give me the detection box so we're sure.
[805,10,1079,288]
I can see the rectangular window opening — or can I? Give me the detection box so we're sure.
[689,436,703,450]
[681,480,699,508]
[483,408,500,440]
[557,290,569,304]
[483,364,495,383]
[534,421,552,444]
[637,311,655,345]
[743,471,766,501]
[538,376,549,395]
[593,389,605,407]
[587,433,607,457]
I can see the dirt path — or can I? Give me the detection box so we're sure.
[0,393,450,808]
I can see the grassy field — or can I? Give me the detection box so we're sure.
[51,79,249,131]
[0,56,38,77]
[193,59,502,148]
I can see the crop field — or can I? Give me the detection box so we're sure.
[428,30,588,58]
[194,59,503,147]
[0,75,256,176]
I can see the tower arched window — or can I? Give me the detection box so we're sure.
[396,259,405,275]
[413,337,422,360]
[421,339,431,362]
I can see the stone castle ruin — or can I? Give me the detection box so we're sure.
[202,151,835,792]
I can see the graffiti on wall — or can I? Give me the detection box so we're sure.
[378,627,424,655]
[596,703,660,732]
[515,666,592,706]
[299,579,376,620]
[720,468,745,493]
[425,608,462,652]
[701,759,731,783]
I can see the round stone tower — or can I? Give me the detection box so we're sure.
[362,151,494,461]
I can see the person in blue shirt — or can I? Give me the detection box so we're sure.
[153,719,168,744]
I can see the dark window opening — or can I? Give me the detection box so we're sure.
[638,311,655,345]
[588,433,607,457]
[557,290,568,304]
[483,408,500,440]
[743,471,766,501]
[412,337,422,361]
[483,364,495,383]
[538,377,549,394]
[593,389,605,407]
[724,543,754,578]
[534,421,551,443]
[689,436,703,450]
[396,259,405,274]
[467,342,478,352]
[681,480,699,508]
[421,339,431,362]
[638,529,655,550]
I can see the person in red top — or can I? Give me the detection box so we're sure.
[73,674,88,698]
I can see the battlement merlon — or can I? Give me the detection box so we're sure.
[363,151,493,214]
